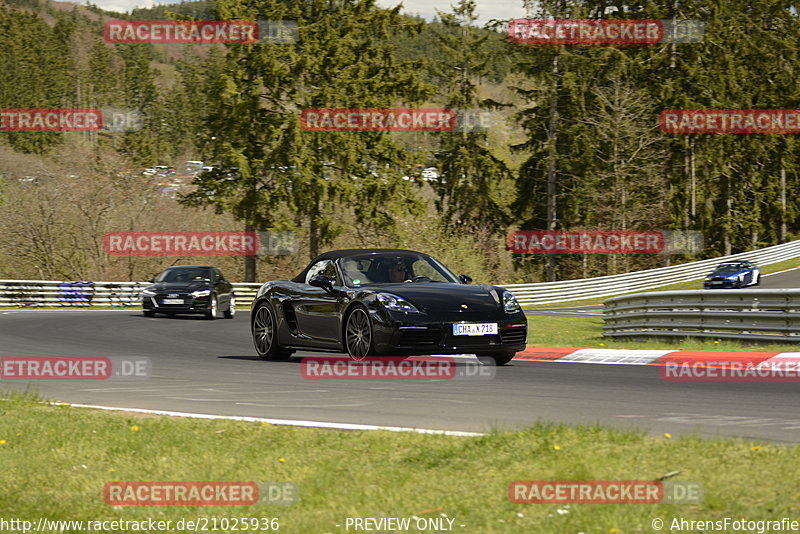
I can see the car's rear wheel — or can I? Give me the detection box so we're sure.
[253,302,292,360]
[224,296,236,319]
[485,352,515,365]
[345,307,374,361]
[205,295,217,320]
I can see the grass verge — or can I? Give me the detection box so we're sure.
[527,315,800,352]
[1,392,798,534]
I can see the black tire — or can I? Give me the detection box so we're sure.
[205,294,218,320]
[344,306,375,361]
[486,352,515,365]
[734,279,742,289]
[143,310,155,317]
[252,302,292,360]
[224,295,236,319]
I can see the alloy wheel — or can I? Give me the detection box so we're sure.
[254,305,274,356]
[345,308,371,361]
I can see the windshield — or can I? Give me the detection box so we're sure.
[155,267,212,283]
[338,253,460,287]
[715,264,742,273]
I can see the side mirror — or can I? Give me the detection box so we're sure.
[459,274,472,284]
[309,274,334,292]
[147,277,155,283]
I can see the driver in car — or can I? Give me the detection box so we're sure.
[388,261,410,283]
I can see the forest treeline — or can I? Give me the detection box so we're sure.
[0,0,798,283]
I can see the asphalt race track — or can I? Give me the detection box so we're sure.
[1,280,799,442]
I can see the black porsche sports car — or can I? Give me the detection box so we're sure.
[250,249,527,364]
[141,265,235,319]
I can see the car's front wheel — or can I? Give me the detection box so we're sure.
[252,302,292,360]
[205,295,218,320]
[143,310,155,317]
[224,296,236,319]
[345,306,375,361]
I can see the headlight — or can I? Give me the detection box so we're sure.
[192,289,212,298]
[503,291,521,313]
[376,293,419,313]
[141,288,156,296]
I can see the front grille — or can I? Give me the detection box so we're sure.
[155,293,190,306]
[500,328,527,345]
[399,330,442,346]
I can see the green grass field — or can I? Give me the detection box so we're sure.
[1,392,798,534]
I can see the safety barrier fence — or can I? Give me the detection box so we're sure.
[1,239,798,308]
[603,289,800,343]
[501,240,800,305]
[0,281,263,308]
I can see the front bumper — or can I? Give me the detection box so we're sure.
[703,279,739,288]
[371,310,527,355]
[142,293,212,314]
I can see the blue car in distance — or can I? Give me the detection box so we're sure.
[703,260,760,289]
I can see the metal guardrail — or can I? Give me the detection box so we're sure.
[603,289,800,343]
[1,239,799,309]
[0,280,263,308]
[501,240,800,305]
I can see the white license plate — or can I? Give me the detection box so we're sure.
[711,281,722,285]
[162,298,184,305]
[453,322,497,336]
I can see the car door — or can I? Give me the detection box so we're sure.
[744,262,758,285]
[292,259,344,346]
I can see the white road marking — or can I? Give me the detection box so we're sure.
[559,349,674,365]
[63,403,484,436]
[762,266,800,277]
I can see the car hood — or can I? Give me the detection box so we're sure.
[147,281,212,293]
[375,283,503,313]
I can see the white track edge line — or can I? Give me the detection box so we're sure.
[763,266,800,277]
[62,403,485,437]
